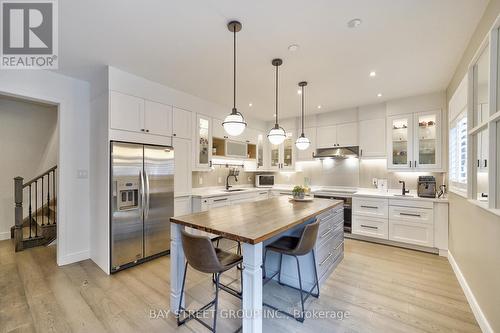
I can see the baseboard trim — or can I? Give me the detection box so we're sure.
[448,252,493,333]
[58,250,89,266]
[0,231,11,241]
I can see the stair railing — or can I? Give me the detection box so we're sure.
[13,165,57,252]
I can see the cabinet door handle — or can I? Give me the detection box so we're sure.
[399,212,421,217]
[360,224,378,230]
[360,205,378,209]
[319,252,333,266]
[477,159,480,167]
[409,161,412,167]
[484,159,487,168]
[141,128,145,132]
[173,133,177,136]
[415,160,417,167]
[320,228,332,239]
[146,129,149,133]
[213,198,228,202]
[209,160,212,167]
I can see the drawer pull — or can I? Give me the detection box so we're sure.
[360,205,378,209]
[213,198,228,202]
[320,252,333,266]
[399,212,421,217]
[360,224,378,230]
[320,228,332,239]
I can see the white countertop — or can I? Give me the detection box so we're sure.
[190,185,449,202]
[353,188,449,203]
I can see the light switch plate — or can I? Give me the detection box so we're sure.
[198,176,203,185]
[217,176,222,184]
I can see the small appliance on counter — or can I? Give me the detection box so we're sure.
[417,176,436,198]
[255,174,275,187]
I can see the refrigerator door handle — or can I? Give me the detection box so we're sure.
[140,170,145,215]
[144,170,150,219]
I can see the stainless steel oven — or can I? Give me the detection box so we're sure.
[314,192,352,233]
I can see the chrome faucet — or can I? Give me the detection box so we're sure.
[226,168,239,190]
[399,180,410,196]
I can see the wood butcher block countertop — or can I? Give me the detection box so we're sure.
[170,196,343,244]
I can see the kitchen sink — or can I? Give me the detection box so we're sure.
[393,194,414,197]
[224,188,246,192]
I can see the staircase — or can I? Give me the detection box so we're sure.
[11,166,57,252]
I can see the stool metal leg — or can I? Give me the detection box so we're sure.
[311,250,320,298]
[294,255,305,322]
[278,253,283,285]
[177,261,189,324]
[213,273,220,332]
[262,248,268,279]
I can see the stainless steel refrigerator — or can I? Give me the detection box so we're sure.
[110,141,174,272]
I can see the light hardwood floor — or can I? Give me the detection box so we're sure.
[0,238,480,333]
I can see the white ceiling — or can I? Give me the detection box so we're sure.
[57,0,488,121]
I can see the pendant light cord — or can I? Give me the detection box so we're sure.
[233,25,236,112]
[275,63,279,126]
[301,85,305,135]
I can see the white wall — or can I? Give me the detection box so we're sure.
[0,70,90,266]
[0,97,58,240]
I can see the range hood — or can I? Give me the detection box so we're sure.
[312,146,359,159]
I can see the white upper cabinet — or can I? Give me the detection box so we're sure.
[194,113,212,170]
[269,130,296,170]
[316,122,358,148]
[296,127,316,161]
[144,100,172,136]
[110,91,144,132]
[337,122,359,146]
[388,114,414,169]
[316,125,337,148]
[173,137,192,197]
[110,91,173,137]
[172,107,192,139]
[212,118,227,139]
[359,118,386,157]
[387,110,442,171]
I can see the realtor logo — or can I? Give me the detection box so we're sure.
[1,0,58,69]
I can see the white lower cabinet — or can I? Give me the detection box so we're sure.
[388,205,434,247]
[174,196,192,216]
[352,195,440,251]
[352,215,389,239]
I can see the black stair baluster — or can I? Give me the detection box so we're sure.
[28,185,32,239]
[52,170,56,224]
[47,173,50,225]
[35,180,38,237]
[41,175,44,226]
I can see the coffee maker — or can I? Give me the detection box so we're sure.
[417,176,436,198]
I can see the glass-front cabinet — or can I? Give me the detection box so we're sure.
[387,111,441,170]
[195,113,212,169]
[269,131,295,170]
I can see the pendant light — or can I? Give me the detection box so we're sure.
[222,21,247,137]
[268,58,286,145]
[295,81,311,150]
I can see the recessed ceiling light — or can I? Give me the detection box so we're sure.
[248,103,253,107]
[369,71,376,77]
[347,18,362,28]
[377,93,382,97]
[317,105,322,109]
[297,89,302,94]
[288,44,300,52]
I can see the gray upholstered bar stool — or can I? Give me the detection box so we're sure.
[177,230,243,332]
[262,219,320,323]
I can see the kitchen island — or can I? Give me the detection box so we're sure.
[170,196,343,333]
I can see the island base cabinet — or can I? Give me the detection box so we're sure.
[389,220,434,247]
[352,215,389,239]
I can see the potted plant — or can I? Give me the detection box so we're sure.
[292,185,306,200]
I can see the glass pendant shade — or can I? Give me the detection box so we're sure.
[268,126,286,145]
[223,20,246,137]
[223,111,246,136]
[295,134,311,150]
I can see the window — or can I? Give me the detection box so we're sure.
[449,112,467,192]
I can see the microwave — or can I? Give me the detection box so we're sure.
[255,174,275,188]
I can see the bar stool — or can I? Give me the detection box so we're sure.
[262,219,320,323]
[177,230,243,332]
